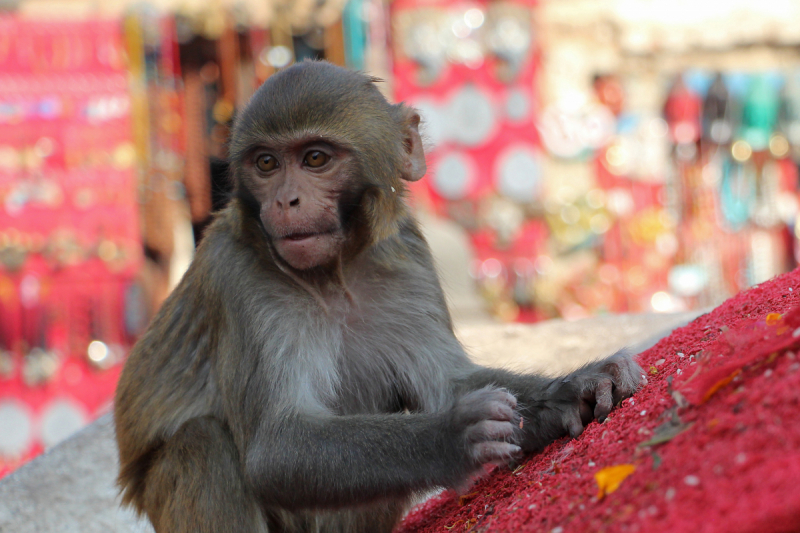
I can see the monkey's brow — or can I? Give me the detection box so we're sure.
[254,130,354,152]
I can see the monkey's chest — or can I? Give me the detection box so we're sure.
[334,317,451,415]
[300,275,458,415]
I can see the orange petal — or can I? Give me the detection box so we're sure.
[766,313,782,326]
[595,464,636,499]
[701,368,741,403]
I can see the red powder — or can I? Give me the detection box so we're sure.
[397,268,800,533]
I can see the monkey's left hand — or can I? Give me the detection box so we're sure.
[543,352,645,440]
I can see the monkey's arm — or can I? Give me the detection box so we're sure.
[449,320,693,452]
[242,389,519,511]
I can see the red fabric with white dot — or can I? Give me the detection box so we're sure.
[397,268,800,532]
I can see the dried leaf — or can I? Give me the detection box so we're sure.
[639,418,694,447]
[701,369,742,403]
[595,464,636,499]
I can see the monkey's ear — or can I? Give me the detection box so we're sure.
[401,113,427,182]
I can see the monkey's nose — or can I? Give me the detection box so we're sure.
[276,197,300,209]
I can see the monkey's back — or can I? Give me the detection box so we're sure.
[114,207,251,509]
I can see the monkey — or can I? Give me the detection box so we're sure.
[114,61,651,533]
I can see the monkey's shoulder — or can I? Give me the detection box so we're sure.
[116,212,244,409]
[365,216,434,272]
[195,206,274,276]
[179,208,298,313]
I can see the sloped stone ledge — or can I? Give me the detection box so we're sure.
[0,414,153,533]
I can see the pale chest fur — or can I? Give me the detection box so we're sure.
[266,274,460,418]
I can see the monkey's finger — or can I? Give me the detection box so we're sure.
[603,357,623,381]
[487,401,517,422]
[491,388,518,409]
[473,442,522,465]
[565,411,584,438]
[612,385,626,405]
[594,379,614,422]
[609,357,644,400]
[579,400,594,426]
[610,382,629,405]
[467,420,517,442]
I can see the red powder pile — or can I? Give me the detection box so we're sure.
[398,268,800,533]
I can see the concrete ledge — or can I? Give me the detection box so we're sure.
[0,414,152,533]
[0,312,698,533]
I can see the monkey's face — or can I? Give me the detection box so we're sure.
[243,138,352,271]
[230,63,429,271]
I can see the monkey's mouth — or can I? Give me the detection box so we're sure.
[274,229,341,270]
[281,230,335,242]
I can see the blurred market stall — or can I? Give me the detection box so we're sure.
[398,0,800,322]
[0,17,144,475]
[0,0,381,476]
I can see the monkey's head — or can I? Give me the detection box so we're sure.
[229,61,426,271]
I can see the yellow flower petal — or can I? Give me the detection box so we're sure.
[595,464,636,499]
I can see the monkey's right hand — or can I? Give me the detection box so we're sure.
[451,386,522,471]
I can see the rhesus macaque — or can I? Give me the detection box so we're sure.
[115,61,651,533]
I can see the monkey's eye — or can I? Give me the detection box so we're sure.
[304,151,329,168]
[255,154,277,172]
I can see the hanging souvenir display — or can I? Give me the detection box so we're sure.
[545,66,800,318]
[703,74,733,145]
[0,16,144,476]
[398,9,800,322]
[640,70,797,311]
